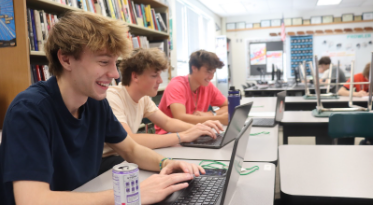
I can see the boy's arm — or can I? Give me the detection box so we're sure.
[14,181,114,205]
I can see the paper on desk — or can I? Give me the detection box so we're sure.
[249,112,275,117]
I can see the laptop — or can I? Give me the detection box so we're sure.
[252,90,286,127]
[180,102,253,149]
[157,119,253,205]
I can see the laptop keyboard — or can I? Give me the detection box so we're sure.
[194,133,224,145]
[172,176,225,205]
[252,118,275,126]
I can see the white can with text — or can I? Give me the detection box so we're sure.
[112,163,140,205]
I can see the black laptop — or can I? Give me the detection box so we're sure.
[157,119,253,205]
[252,90,286,127]
[180,102,253,149]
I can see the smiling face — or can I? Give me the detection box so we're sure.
[133,68,163,97]
[191,65,216,87]
[68,47,119,101]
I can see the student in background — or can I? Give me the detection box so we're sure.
[338,63,371,97]
[0,11,204,205]
[105,48,223,160]
[156,50,229,134]
[318,56,346,92]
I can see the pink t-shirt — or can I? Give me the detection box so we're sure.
[155,75,226,134]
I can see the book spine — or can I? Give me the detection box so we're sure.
[27,9,35,51]
[129,0,137,24]
[103,0,111,18]
[30,9,38,51]
[123,0,132,23]
[35,65,42,82]
[107,0,116,19]
[151,9,159,31]
[141,4,147,27]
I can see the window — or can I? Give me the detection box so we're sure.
[175,0,215,76]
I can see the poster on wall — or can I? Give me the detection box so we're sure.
[250,43,266,65]
[266,51,283,72]
[0,0,16,48]
[322,51,356,74]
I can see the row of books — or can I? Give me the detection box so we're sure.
[130,36,170,59]
[30,65,52,84]
[48,0,168,32]
[27,8,59,51]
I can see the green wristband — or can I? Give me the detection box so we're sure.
[159,157,172,170]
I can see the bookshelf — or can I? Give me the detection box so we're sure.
[0,0,170,129]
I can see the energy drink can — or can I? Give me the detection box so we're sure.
[112,163,141,205]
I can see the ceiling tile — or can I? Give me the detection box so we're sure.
[361,0,373,6]
[338,0,364,7]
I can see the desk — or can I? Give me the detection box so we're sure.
[279,145,373,205]
[285,96,370,111]
[244,84,329,97]
[74,160,276,205]
[153,126,279,164]
[281,111,330,144]
[241,97,277,113]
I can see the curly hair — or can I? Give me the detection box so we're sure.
[119,48,169,86]
[189,50,224,74]
[44,10,132,77]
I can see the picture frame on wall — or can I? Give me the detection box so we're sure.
[253,23,261,28]
[271,19,281,27]
[284,18,292,26]
[362,12,373,20]
[322,15,333,23]
[246,23,253,29]
[334,17,342,22]
[236,22,245,29]
[226,23,236,30]
[261,20,271,27]
[310,16,322,24]
[303,19,310,25]
[342,13,354,22]
[354,15,362,21]
[292,17,303,25]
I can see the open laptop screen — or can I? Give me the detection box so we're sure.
[221,102,253,145]
[220,119,253,205]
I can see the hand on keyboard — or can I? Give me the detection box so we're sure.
[179,123,217,143]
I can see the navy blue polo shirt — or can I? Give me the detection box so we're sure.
[0,76,127,204]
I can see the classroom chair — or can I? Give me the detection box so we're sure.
[328,112,373,145]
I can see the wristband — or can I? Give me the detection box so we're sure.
[159,157,172,170]
[176,132,181,143]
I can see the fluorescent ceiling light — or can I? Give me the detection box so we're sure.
[317,0,342,6]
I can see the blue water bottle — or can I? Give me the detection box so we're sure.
[228,86,240,121]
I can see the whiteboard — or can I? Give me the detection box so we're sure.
[285,33,373,79]
[313,33,373,77]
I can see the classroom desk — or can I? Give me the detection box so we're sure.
[74,160,276,205]
[244,84,329,97]
[285,96,370,111]
[279,145,373,205]
[281,111,330,144]
[153,126,279,164]
[241,97,277,113]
